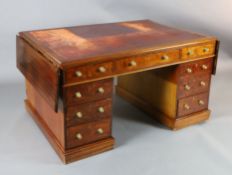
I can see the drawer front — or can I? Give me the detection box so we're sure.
[64,49,180,84]
[115,49,180,73]
[178,74,211,98]
[66,98,112,127]
[66,118,111,148]
[65,62,113,84]
[177,93,209,117]
[64,78,113,106]
[178,58,213,76]
[181,43,215,60]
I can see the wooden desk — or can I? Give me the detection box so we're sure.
[16,20,219,164]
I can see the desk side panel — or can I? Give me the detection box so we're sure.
[26,80,65,148]
[16,36,60,112]
[117,70,177,118]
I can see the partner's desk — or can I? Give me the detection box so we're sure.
[17,20,219,163]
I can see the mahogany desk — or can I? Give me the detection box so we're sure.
[16,20,219,164]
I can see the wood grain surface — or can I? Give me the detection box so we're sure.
[17,36,61,111]
[63,78,113,106]
[19,20,217,68]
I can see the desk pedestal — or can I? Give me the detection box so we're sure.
[25,81,115,164]
[117,58,213,130]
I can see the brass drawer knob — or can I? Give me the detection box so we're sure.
[184,104,190,110]
[97,128,104,134]
[200,81,206,87]
[198,100,205,105]
[76,133,82,140]
[187,50,194,56]
[76,112,83,118]
[98,66,106,73]
[98,107,105,113]
[203,47,209,53]
[98,87,105,94]
[184,84,191,90]
[75,71,82,77]
[201,64,208,70]
[186,68,192,73]
[75,92,82,98]
[161,55,169,60]
[128,60,137,67]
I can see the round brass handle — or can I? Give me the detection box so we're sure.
[76,112,83,118]
[186,68,192,73]
[98,107,105,113]
[161,55,169,60]
[75,92,82,98]
[198,100,205,105]
[98,87,105,94]
[98,66,106,73]
[201,64,208,70]
[75,71,82,77]
[187,50,194,56]
[97,128,104,134]
[128,60,137,67]
[184,104,190,110]
[76,133,82,140]
[203,48,209,52]
[200,81,206,87]
[184,84,191,90]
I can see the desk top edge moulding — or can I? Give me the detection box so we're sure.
[16,19,220,163]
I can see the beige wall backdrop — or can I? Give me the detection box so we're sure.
[0,0,231,81]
